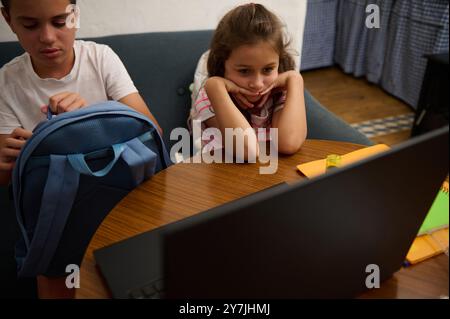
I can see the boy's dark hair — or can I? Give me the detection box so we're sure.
[207,3,296,77]
[1,0,77,11]
[1,0,11,10]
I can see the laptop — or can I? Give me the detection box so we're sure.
[94,126,449,299]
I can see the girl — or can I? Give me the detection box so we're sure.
[190,3,307,159]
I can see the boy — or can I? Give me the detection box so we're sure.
[0,0,163,298]
[0,0,162,186]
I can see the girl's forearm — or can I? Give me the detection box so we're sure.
[205,77,252,132]
[272,72,307,154]
[204,77,259,159]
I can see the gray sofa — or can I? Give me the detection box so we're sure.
[0,30,371,149]
[0,30,371,296]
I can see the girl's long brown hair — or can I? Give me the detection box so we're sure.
[207,3,296,77]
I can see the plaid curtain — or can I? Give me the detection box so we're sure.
[334,0,449,109]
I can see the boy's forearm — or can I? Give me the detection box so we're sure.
[37,275,75,299]
[0,169,12,186]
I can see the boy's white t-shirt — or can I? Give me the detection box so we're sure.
[0,40,138,134]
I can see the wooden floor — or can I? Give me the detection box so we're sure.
[303,67,415,146]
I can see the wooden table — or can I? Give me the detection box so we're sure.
[76,140,449,299]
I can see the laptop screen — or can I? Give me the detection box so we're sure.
[95,126,449,299]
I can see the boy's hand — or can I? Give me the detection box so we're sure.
[0,128,33,171]
[47,92,88,114]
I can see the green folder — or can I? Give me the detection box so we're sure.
[417,184,449,235]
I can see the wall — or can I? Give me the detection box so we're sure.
[0,0,307,65]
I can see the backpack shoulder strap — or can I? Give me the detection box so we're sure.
[17,131,161,276]
[18,155,80,276]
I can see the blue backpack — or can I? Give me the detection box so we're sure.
[12,102,172,277]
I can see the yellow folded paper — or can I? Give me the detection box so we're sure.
[406,228,449,264]
[297,144,390,178]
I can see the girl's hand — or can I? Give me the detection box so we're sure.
[207,77,259,110]
[259,70,303,95]
[0,128,33,171]
[45,92,88,114]
[223,78,261,110]
[244,72,303,112]
[236,89,272,112]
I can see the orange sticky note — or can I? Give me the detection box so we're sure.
[297,144,390,178]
